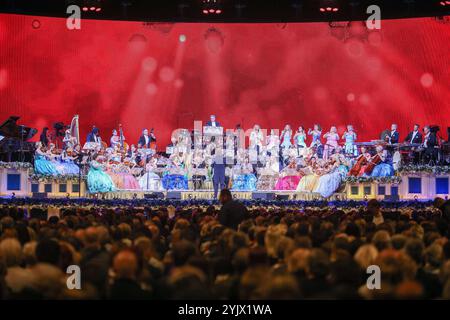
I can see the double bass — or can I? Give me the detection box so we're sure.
[118,124,129,153]
[149,128,157,150]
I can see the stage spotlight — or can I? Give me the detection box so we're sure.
[81,0,103,13]
[202,0,223,15]
[319,0,340,13]
[439,1,450,6]
[31,19,41,29]
[179,34,187,42]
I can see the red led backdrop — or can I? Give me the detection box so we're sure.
[0,14,449,146]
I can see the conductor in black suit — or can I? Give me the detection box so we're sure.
[218,189,249,230]
[212,151,226,198]
[404,124,423,144]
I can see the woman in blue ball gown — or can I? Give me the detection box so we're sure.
[87,155,116,193]
[50,146,80,175]
[34,142,58,175]
[308,124,323,158]
[294,126,307,157]
[60,148,80,175]
[161,159,188,190]
[231,158,257,191]
[371,148,394,177]
[314,155,349,198]
[280,124,293,150]
[342,125,358,156]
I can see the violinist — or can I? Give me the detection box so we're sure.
[34,142,57,175]
[40,127,50,147]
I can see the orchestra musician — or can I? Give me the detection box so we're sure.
[40,127,50,147]
[110,129,121,149]
[348,146,371,176]
[404,124,423,164]
[363,146,383,176]
[138,128,156,149]
[404,124,422,144]
[86,127,102,144]
[385,123,399,144]
[63,129,76,150]
[421,125,438,163]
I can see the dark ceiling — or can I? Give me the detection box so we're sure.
[0,0,449,23]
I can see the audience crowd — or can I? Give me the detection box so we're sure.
[0,193,450,300]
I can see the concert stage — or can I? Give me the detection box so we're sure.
[1,163,449,202]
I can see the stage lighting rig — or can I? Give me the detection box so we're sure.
[202,0,223,15]
[439,1,450,7]
[80,0,103,12]
[319,0,340,13]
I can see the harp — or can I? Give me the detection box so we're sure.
[69,115,80,146]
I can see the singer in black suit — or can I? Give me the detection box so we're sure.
[404,124,423,144]
[206,115,220,127]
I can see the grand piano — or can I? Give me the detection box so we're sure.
[0,116,37,162]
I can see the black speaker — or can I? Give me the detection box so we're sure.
[144,192,164,199]
[275,194,290,201]
[166,191,182,200]
[252,192,275,200]
[32,192,48,199]
[447,127,450,143]
[385,195,399,201]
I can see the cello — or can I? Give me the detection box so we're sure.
[363,153,382,176]
[348,153,367,176]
